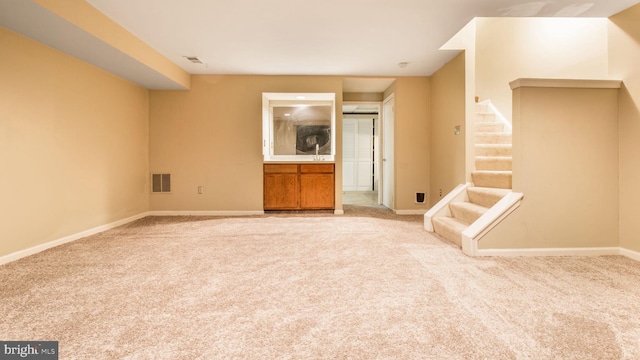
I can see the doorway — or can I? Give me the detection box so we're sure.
[342,103,380,206]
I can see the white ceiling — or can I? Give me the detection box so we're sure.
[84,0,639,76]
[2,0,639,90]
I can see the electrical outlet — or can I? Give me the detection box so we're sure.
[198,186,204,194]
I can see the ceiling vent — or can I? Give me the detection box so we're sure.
[184,56,203,64]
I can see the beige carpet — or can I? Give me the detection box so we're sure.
[2,209,640,359]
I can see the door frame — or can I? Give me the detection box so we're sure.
[381,94,395,209]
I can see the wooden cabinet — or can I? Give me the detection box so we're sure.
[300,164,335,209]
[264,164,299,209]
[264,163,334,210]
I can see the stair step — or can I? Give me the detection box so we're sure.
[432,216,469,247]
[476,133,512,144]
[475,144,512,156]
[467,187,511,208]
[475,113,496,122]
[475,122,504,133]
[475,156,512,171]
[472,171,512,189]
[450,201,489,224]
[475,103,489,113]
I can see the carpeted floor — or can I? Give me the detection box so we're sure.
[1,209,640,359]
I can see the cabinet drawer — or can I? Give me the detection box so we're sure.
[300,164,334,174]
[264,164,298,173]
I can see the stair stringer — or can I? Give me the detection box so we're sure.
[424,183,471,232]
[461,192,524,256]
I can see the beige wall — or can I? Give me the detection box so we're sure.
[149,75,343,212]
[476,18,609,121]
[480,84,619,249]
[392,77,431,211]
[429,52,466,207]
[0,27,149,258]
[439,20,478,182]
[149,75,429,213]
[610,4,640,253]
[343,92,383,102]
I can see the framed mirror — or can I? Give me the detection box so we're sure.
[262,93,336,162]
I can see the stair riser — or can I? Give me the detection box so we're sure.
[475,157,512,171]
[467,187,510,207]
[475,104,489,113]
[432,219,463,247]
[450,203,484,224]
[475,146,512,157]
[475,113,496,122]
[467,191,504,208]
[476,133,512,144]
[471,172,512,189]
[475,122,504,133]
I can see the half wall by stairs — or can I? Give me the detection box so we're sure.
[425,100,523,256]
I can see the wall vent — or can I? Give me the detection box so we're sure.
[152,173,171,193]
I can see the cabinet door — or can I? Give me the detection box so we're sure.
[264,173,299,209]
[300,173,334,209]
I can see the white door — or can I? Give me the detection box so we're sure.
[342,117,374,191]
[342,118,357,191]
[382,95,395,210]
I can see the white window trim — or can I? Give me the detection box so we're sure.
[262,92,336,162]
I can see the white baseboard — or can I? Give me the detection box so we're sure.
[148,210,265,216]
[6,212,638,266]
[475,247,621,257]
[0,212,150,266]
[620,247,640,262]
[395,209,427,215]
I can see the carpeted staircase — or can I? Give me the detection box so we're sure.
[431,101,513,246]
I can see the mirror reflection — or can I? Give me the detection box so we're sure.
[273,105,332,156]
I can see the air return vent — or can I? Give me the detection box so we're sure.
[183,56,202,64]
[152,173,171,193]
